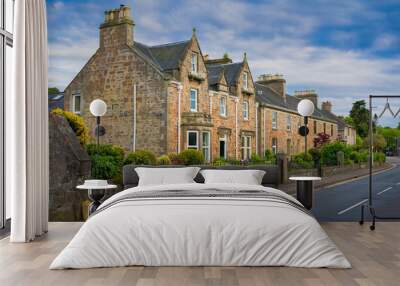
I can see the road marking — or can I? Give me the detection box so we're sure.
[338,199,368,215]
[377,186,393,195]
[396,182,400,185]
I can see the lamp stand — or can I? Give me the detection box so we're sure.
[304,116,308,154]
[96,116,100,147]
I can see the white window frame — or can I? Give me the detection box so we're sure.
[286,114,291,131]
[241,135,251,160]
[187,130,199,150]
[191,52,198,73]
[272,138,278,154]
[243,101,249,120]
[272,111,278,129]
[219,135,227,159]
[202,131,211,162]
[242,72,248,89]
[72,92,81,114]
[190,89,198,112]
[220,96,227,116]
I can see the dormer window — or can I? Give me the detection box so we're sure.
[191,52,198,73]
[243,101,249,120]
[242,72,248,89]
[190,88,198,112]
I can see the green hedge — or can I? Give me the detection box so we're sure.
[124,150,157,165]
[320,142,352,166]
[178,149,204,165]
[52,108,89,145]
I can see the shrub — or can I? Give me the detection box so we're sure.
[226,158,241,165]
[52,108,89,145]
[213,157,228,166]
[264,150,276,164]
[250,154,264,164]
[158,155,171,165]
[308,148,321,162]
[167,153,184,165]
[291,152,314,169]
[178,149,204,165]
[86,144,125,184]
[374,152,386,164]
[349,150,369,164]
[124,150,157,165]
[320,142,351,166]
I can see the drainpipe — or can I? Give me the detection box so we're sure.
[255,102,259,155]
[177,83,183,153]
[235,97,239,159]
[132,83,137,151]
[263,108,266,154]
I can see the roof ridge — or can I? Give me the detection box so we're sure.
[148,39,190,48]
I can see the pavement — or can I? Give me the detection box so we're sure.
[311,156,400,221]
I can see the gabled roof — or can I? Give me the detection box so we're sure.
[134,40,191,71]
[206,62,243,87]
[255,83,337,123]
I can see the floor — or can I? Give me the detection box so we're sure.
[0,222,399,286]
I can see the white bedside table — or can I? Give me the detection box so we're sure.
[77,182,117,215]
[289,176,321,210]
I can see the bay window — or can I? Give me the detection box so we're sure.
[187,131,198,150]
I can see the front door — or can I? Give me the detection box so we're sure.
[219,137,226,159]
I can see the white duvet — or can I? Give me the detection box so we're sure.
[50,183,351,269]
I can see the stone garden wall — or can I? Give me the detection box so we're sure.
[49,113,91,221]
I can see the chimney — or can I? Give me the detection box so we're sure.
[321,101,332,113]
[99,5,134,49]
[256,74,286,99]
[294,90,319,107]
[204,54,233,65]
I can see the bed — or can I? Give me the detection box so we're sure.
[50,165,350,269]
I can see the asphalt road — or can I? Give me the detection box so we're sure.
[312,159,400,221]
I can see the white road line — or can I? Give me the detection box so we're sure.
[396,182,400,185]
[377,186,393,195]
[338,199,368,215]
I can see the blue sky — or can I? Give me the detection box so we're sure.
[46,0,400,126]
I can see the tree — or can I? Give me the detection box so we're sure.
[363,133,386,152]
[48,87,60,95]
[349,100,370,138]
[313,132,330,148]
[343,116,355,127]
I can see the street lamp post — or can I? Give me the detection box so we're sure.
[89,99,107,147]
[297,99,315,154]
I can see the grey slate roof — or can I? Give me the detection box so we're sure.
[134,40,191,71]
[206,62,243,87]
[255,83,336,123]
[48,92,65,111]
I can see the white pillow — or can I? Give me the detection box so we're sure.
[135,167,200,186]
[200,169,266,185]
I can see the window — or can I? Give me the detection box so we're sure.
[191,52,198,73]
[331,124,334,136]
[243,101,249,120]
[219,136,227,159]
[202,132,210,162]
[286,114,291,131]
[287,139,291,155]
[190,89,197,112]
[187,131,198,149]
[72,92,81,114]
[323,123,326,134]
[242,72,248,89]
[272,111,278,129]
[314,120,317,134]
[1,0,15,228]
[272,138,278,154]
[220,96,227,116]
[241,136,251,160]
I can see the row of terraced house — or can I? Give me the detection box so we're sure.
[63,5,356,162]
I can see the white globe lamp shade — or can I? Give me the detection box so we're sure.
[90,99,107,117]
[297,99,315,117]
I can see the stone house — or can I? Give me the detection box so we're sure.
[255,76,342,156]
[63,5,257,161]
[64,5,355,162]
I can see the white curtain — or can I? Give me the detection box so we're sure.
[7,0,49,242]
